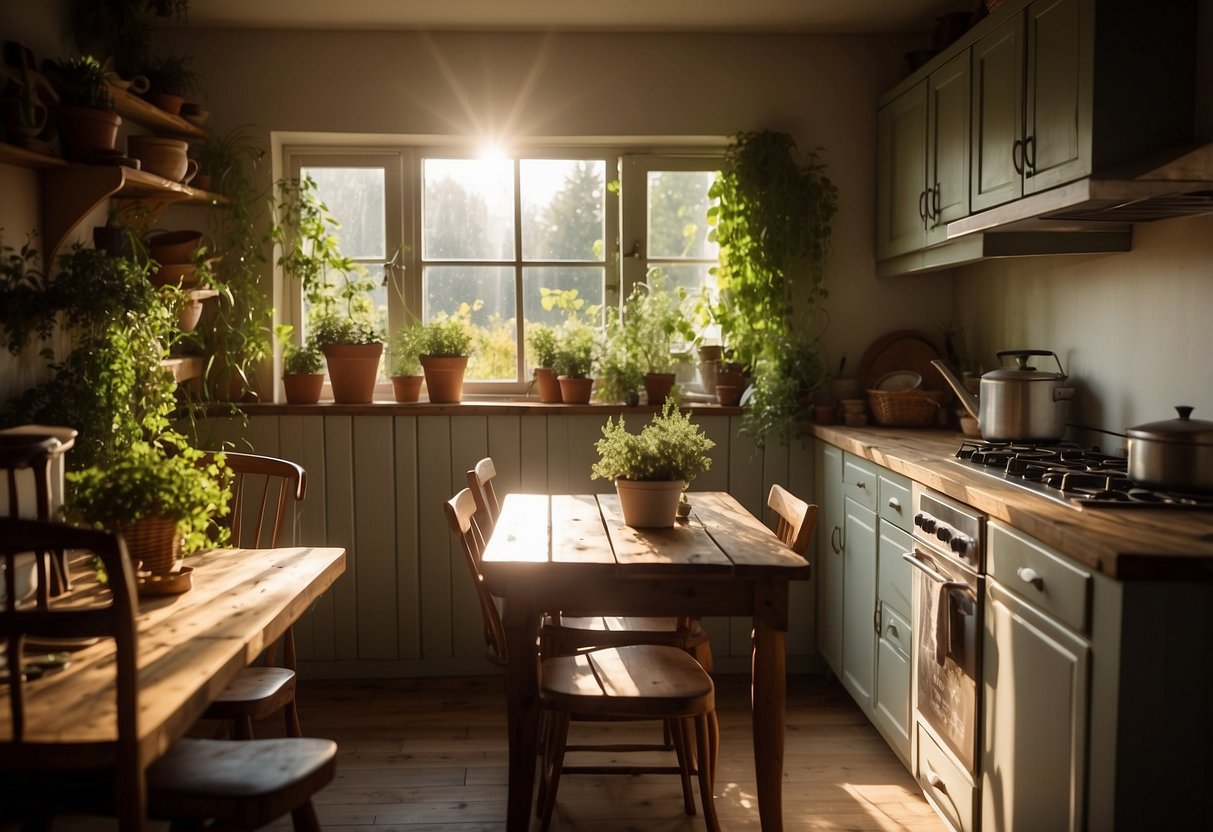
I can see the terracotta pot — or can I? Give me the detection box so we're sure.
[643,372,676,407]
[420,355,468,403]
[145,229,203,264]
[717,362,746,388]
[127,135,197,183]
[283,373,324,404]
[120,516,181,575]
[533,367,563,403]
[391,374,424,403]
[56,106,121,162]
[716,384,742,406]
[178,297,204,332]
[557,375,594,404]
[145,91,185,116]
[614,479,685,528]
[322,342,383,404]
[191,172,213,192]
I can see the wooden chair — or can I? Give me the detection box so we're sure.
[201,451,308,739]
[465,457,714,670]
[0,517,336,832]
[768,483,818,556]
[444,488,720,832]
[0,431,76,604]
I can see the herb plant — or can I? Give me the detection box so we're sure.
[388,323,426,376]
[552,319,596,379]
[43,55,114,110]
[142,54,200,98]
[613,270,696,375]
[421,317,474,357]
[528,325,560,369]
[591,399,715,483]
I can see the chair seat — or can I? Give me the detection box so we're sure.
[541,645,714,719]
[148,737,337,825]
[205,667,297,718]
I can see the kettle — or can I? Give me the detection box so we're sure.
[932,350,1076,442]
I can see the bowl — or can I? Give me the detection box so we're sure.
[874,370,923,392]
[146,230,204,264]
[151,263,198,288]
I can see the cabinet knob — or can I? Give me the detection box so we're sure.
[1017,566,1043,589]
[856,481,866,490]
[887,497,901,510]
[886,622,900,639]
[926,768,946,792]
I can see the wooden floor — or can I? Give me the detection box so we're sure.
[47,673,944,831]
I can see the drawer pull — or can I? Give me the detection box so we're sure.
[885,622,900,639]
[925,767,946,792]
[856,481,867,490]
[831,526,842,554]
[887,497,901,510]
[1017,566,1044,589]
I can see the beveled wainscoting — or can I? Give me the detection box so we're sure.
[197,411,817,679]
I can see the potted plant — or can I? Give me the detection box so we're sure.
[594,308,644,406]
[527,324,562,403]
[310,311,383,404]
[419,317,473,403]
[65,436,230,578]
[387,321,426,403]
[140,54,199,115]
[708,129,838,445]
[275,324,324,404]
[590,399,715,528]
[42,54,121,162]
[551,319,596,405]
[613,270,696,407]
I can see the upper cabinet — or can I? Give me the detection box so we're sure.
[876,0,1199,276]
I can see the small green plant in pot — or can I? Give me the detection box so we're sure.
[276,324,324,404]
[42,55,121,162]
[65,436,230,580]
[419,316,474,403]
[140,54,199,115]
[552,319,596,405]
[527,325,562,403]
[388,322,426,403]
[614,270,696,407]
[591,399,715,528]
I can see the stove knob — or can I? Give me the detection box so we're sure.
[936,527,953,543]
[918,515,937,533]
[914,512,925,528]
[950,536,969,555]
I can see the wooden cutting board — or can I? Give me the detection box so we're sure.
[858,330,947,392]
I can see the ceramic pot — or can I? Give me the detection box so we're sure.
[532,367,563,403]
[391,375,423,403]
[178,297,204,332]
[120,515,181,575]
[557,375,593,404]
[283,373,324,404]
[420,355,468,403]
[127,135,196,183]
[57,106,121,162]
[145,229,203,264]
[643,372,676,407]
[614,479,685,528]
[715,384,742,407]
[322,342,383,404]
[145,91,185,116]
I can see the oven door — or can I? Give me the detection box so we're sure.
[904,545,982,775]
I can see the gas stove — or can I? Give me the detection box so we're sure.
[953,441,1213,510]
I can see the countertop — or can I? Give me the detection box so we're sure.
[810,424,1213,581]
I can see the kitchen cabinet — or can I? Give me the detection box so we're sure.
[877,52,969,259]
[817,445,914,764]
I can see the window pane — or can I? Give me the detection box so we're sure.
[647,171,718,260]
[301,167,385,259]
[424,265,516,381]
[521,160,605,262]
[522,267,604,328]
[423,158,515,261]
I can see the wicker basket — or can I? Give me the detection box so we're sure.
[867,388,944,427]
[119,516,182,575]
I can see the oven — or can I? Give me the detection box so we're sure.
[904,485,985,777]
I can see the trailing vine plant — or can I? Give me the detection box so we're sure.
[707,129,839,446]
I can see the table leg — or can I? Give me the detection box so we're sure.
[752,581,789,832]
[502,601,542,832]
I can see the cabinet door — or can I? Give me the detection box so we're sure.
[873,603,913,765]
[840,498,877,710]
[971,12,1025,212]
[816,443,845,675]
[982,579,1089,832]
[876,79,928,259]
[1024,0,1090,193]
[926,51,970,245]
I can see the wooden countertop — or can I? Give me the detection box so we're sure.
[810,425,1213,581]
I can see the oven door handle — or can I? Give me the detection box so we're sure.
[902,550,967,589]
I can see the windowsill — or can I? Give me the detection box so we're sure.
[230,396,743,417]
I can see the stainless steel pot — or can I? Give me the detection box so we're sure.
[1126,406,1213,492]
[932,350,1076,441]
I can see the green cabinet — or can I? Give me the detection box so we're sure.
[816,443,845,674]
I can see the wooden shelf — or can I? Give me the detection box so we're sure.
[110,85,206,140]
[0,141,67,169]
[163,356,203,383]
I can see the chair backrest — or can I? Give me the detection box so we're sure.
[206,452,306,549]
[767,484,818,556]
[444,488,508,667]
[0,518,144,828]
[466,457,500,536]
[1,437,61,610]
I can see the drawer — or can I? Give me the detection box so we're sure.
[988,520,1092,635]
[880,602,912,657]
[842,453,880,511]
[878,521,913,617]
[916,723,977,832]
[878,470,913,531]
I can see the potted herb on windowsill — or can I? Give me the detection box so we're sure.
[387,322,426,403]
[276,325,324,404]
[527,325,562,403]
[612,270,696,407]
[590,400,714,528]
[42,54,120,162]
[551,319,596,405]
[419,317,474,404]
[310,313,383,404]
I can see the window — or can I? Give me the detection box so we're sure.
[283,145,720,395]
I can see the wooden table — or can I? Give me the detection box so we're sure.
[0,546,345,785]
[481,491,811,831]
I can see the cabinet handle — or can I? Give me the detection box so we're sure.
[1024,135,1036,175]
[830,525,842,554]
[1017,566,1044,589]
[918,190,929,227]
[887,497,901,511]
[925,767,946,792]
[1012,138,1024,175]
[886,621,900,639]
[873,604,882,636]
[856,481,866,490]
[930,184,942,227]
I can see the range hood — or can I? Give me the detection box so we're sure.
[947,142,1213,240]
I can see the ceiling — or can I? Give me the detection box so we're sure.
[179,0,963,34]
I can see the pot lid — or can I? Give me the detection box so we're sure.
[1127,406,1213,444]
[984,349,1066,382]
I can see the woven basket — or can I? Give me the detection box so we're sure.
[867,388,943,427]
[119,516,182,575]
